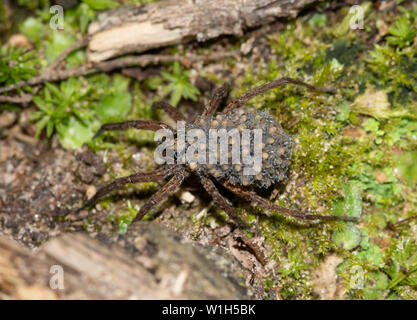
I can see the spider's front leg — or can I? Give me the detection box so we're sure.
[223,77,336,113]
[77,166,172,212]
[94,120,173,139]
[222,181,358,223]
[133,166,189,222]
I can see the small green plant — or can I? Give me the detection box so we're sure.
[386,237,417,291]
[30,77,98,148]
[20,17,45,46]
[75,3,97,34]
[0,47,39,89]
[117,201,137,235]
[278,249,309,278]
[386,14,417,49]
[30,75,133,149]
[159,61,200,107]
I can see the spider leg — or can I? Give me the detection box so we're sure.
[201,84,230,117]
[94,120,173,139]
[223,77,336,113]
[133,167,189,222]
[200,176,248,228]
[152,101,186,121]
[78,166,172,211]
[221,181,358,222]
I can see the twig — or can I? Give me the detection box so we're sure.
[0,50,239,98]
[0,93,33,105]
[44,36,90,72]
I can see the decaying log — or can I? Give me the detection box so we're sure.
[87,0,318,62]
[0,222,249,299]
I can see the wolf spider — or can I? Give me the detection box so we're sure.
[79,77,357,227]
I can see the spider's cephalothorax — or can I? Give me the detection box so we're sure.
[182,107,293,189]
[80,77,358,225]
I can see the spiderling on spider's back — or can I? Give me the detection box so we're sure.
[177,107,294,189]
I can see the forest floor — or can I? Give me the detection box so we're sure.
[1,0,417,299]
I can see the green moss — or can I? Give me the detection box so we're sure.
[231,2,417,299]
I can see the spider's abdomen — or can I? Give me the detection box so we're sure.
[185,108,294,188]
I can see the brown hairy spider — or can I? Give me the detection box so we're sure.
[79,77,357,226]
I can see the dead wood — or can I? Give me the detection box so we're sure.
[0,221,249,299]
[87,0,318,62]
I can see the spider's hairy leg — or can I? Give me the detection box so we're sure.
[222,181,358,223]
[201,83,230,117]
[94,120,173,139]
[223,77,336,113]
[78,166,172,211]
[133,167,189,222]
[201,178,265,265]
[152,101,186,122]
[200,177,248,228]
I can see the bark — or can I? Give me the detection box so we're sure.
[0,221,249,299]
[87,0,318,62]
